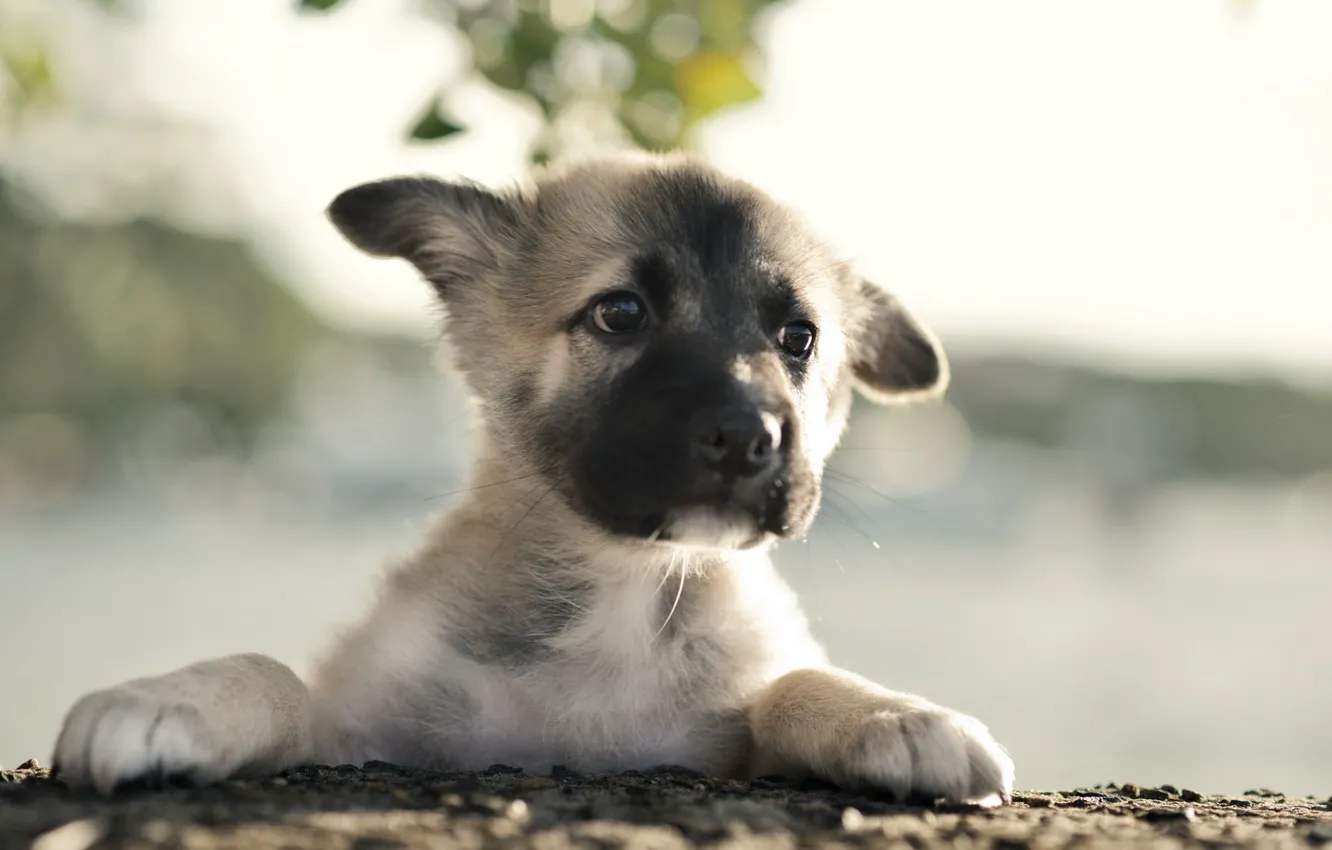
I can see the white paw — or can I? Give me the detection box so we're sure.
[52,687,227,793]
[844,706,1014,806]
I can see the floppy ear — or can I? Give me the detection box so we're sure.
[326,176,522,297]
[850,279,950,403]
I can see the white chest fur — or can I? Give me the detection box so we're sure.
[315,548,827,775]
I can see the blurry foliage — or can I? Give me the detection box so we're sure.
[297,0,782,157]
[0,26,58,138]
[0,0,788,500]
[3,0,1329,506]
[53,0,785,155]
[0,43,55,105]
[409,102,466,142]
[0,182,327,475]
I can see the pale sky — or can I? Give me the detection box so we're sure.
[5,0,1331,384]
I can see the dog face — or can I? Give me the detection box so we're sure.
[328,155,946,550]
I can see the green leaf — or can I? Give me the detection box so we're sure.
[297,0,343,12]
[409,102,465,141]
[0,45,57,104]
[674,49,761,124]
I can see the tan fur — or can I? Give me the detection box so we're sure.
[50,153,1013,805]
[749,669,1011,804]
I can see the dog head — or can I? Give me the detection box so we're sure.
[328,154,946,551]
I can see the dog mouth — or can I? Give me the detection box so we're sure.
[608,482,802,550]
[562,438,819,551]
[643,506,771,550]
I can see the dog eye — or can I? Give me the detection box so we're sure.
[777,322,816,360]
[590,292,650,334]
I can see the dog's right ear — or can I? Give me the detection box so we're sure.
[326,176,522,297]
[849,279,950,404]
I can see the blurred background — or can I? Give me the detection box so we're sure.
[1,0,1329,796]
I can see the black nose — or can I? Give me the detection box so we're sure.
[691,408,784,479]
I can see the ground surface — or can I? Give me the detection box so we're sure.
[2,760,1329,850]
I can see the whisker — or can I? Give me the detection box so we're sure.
[820,486,883,550]
[493,479,552,526]
[653,562,687,641]
[427,466,558,501]
[650,558,675,598]
[806,502,861,574]
[824,476,880,523]
[487,482,557,565]
[825,466,924,515]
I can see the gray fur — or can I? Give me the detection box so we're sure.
[448,554,594,668]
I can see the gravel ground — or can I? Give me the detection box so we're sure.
[3,759,1330,850]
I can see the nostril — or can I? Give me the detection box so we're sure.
[694,426,730,463]
[746,436,771,463]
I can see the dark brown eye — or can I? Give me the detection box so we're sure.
[590,292,649,334]
[777,322,816,360]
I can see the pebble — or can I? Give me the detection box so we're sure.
[30,818,106,850]
[1141,807,1197,823]
[840,807,865,831]
[517,776,558,791]
[1,763,1320,848]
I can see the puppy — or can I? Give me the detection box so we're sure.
[51,153,1014,805]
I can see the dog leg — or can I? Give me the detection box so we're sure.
[747,667,1013,806]
[52,653,313,793]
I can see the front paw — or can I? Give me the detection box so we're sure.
[844,706,1014,806]
[52,687,225,793]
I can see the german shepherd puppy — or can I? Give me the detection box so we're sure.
[52,153,1014,805]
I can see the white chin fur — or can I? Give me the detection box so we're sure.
[659,507,765,551]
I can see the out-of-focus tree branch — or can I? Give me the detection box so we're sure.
[62,0,785,160]
[302,0,783,160]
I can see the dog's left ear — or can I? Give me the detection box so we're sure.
[849,279,950,403]
[326,175,523,299]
